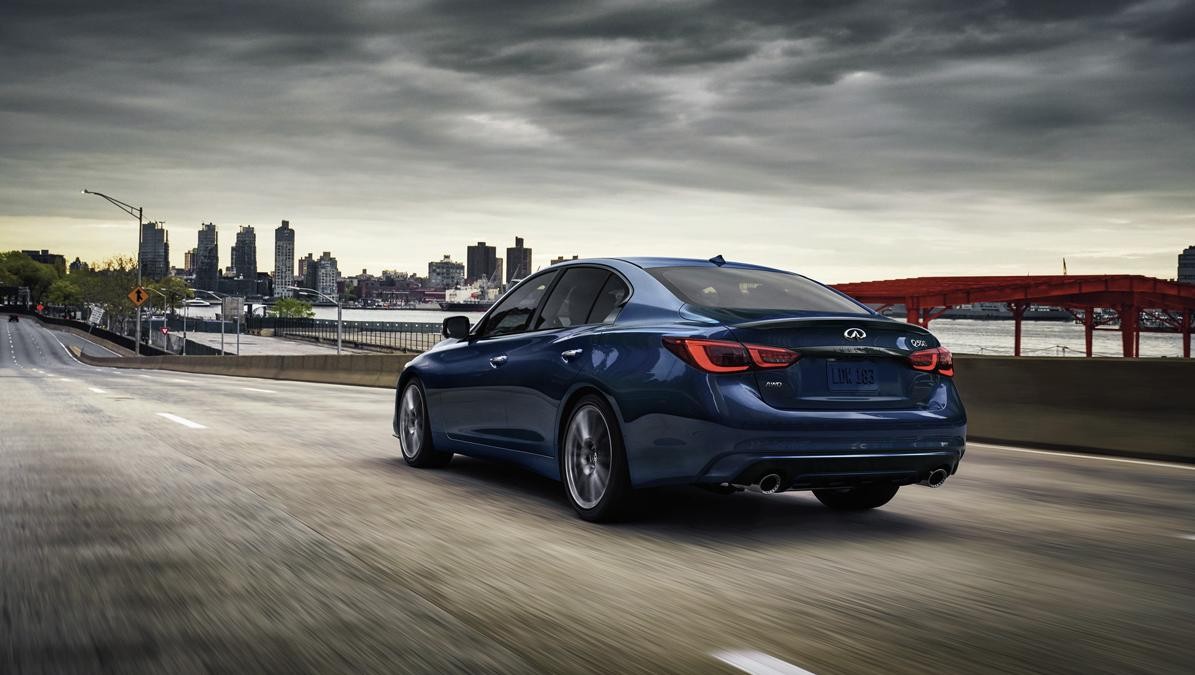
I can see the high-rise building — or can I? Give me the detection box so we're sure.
[466,241,498,284]
[137,223,169,280]
[316,251,339,299]
[183,249,195,274]
[299,253,317,292]
[231,226,257,280]
[195,223,220,291]
[1180,245,1195,284]
[505,236,532,283]
[428,255,465,289]
[274,220,295,297]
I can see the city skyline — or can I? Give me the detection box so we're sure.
[1,2,1193,283]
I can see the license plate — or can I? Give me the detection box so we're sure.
[827,361,879,392]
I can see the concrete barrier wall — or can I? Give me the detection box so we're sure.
[953,355,1195,462]
[74,349,415,389]
[74,349,1195,462]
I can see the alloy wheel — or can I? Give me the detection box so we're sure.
[399,384,425,459]
[564,404,612,509]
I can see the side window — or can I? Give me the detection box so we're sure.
[534,267,611,330]
[586,274,630,324]
[478,271,558,338]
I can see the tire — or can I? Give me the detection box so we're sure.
[813,484,899,510]
[560,394,634,522]
[397,379,452,468]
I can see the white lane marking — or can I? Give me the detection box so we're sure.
[971,443,1195,472]
[240,387,276,394]
[169,378,190,383]
[156,413,206,429]
[139,374,158,379]
[712,651,816,675]
[88,387,108,394]
[56,377,76,382]
[1179,535,1195,541]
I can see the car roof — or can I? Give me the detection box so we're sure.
[551,256,789,274]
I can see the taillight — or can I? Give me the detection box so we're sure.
[663,337,800,373]
[909,347,954,377]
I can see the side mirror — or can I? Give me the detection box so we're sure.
[442,315,471,339]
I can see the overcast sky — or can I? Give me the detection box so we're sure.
[1,0,1192,282]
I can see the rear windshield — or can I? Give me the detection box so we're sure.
[648,266,869,314]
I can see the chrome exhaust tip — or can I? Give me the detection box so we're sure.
[920,468,949,488]
[758,473,783,494]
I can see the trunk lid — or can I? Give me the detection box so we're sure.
[723,314,942,410]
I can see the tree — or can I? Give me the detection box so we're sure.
[146,276,194,315]
[69,255,138,332]
[270,298,315,318]
[0,250,61,301]
[45,278,83,306]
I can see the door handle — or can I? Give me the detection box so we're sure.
[489,354,508,367]
[560,348,583,361]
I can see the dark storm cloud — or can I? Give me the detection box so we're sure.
[1,0,1193,274]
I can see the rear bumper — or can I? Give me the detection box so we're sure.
[621,413,966,488]
[711,449,962,490]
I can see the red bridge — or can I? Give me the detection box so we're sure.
[833,275,1195,358]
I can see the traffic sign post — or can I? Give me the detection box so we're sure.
[128,286,149,356]
[128,287,149,307]
[220,297,243,356]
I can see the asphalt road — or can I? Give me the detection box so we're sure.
[2,317,1193,674]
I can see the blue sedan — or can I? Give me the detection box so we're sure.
[394,257,966,521]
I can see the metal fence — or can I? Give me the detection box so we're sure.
[252,316,442,353]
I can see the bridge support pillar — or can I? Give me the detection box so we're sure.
[1119,305,1138,358]
[1010,302,1027,356]
[1183,309,1191,359]
[1084,307,1094,357]
[905,303,919,326]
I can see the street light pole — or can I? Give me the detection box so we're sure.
[82,189,145,356]
[287,286,342,355]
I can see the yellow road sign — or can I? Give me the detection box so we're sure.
[128,286,149,307]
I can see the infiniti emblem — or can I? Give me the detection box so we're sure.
[843,327,867,340]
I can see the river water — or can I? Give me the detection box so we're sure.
[183,305,1188,358]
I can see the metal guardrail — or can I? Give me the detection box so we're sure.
[261,317,441,353]
[142,316,441,352]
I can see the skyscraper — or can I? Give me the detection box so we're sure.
[466,241,498,283]
[138,222,169,280]
[195,223,219,291]
[316,251,339,299]
[505,236,532,283]
[1180,245,1195,284]
[231,226,257,280]
[274,220,295,297]
[299,252,317,292]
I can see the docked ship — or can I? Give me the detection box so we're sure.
[438,283,500,312]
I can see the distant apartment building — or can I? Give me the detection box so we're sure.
[137,222,170,280]
[315,251,339,299]
[428,255,465,289]
[505,236,532,282]
[466,241,498,284]
[183,249,195,274]
[231,226,257,279]
[550,255,579,265]
[274,220,295,297]
[68,257,88,273]
[1180,245,1195,284]
[22,250,66,276]
[299,253,317,293]
[195,223,220,291]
